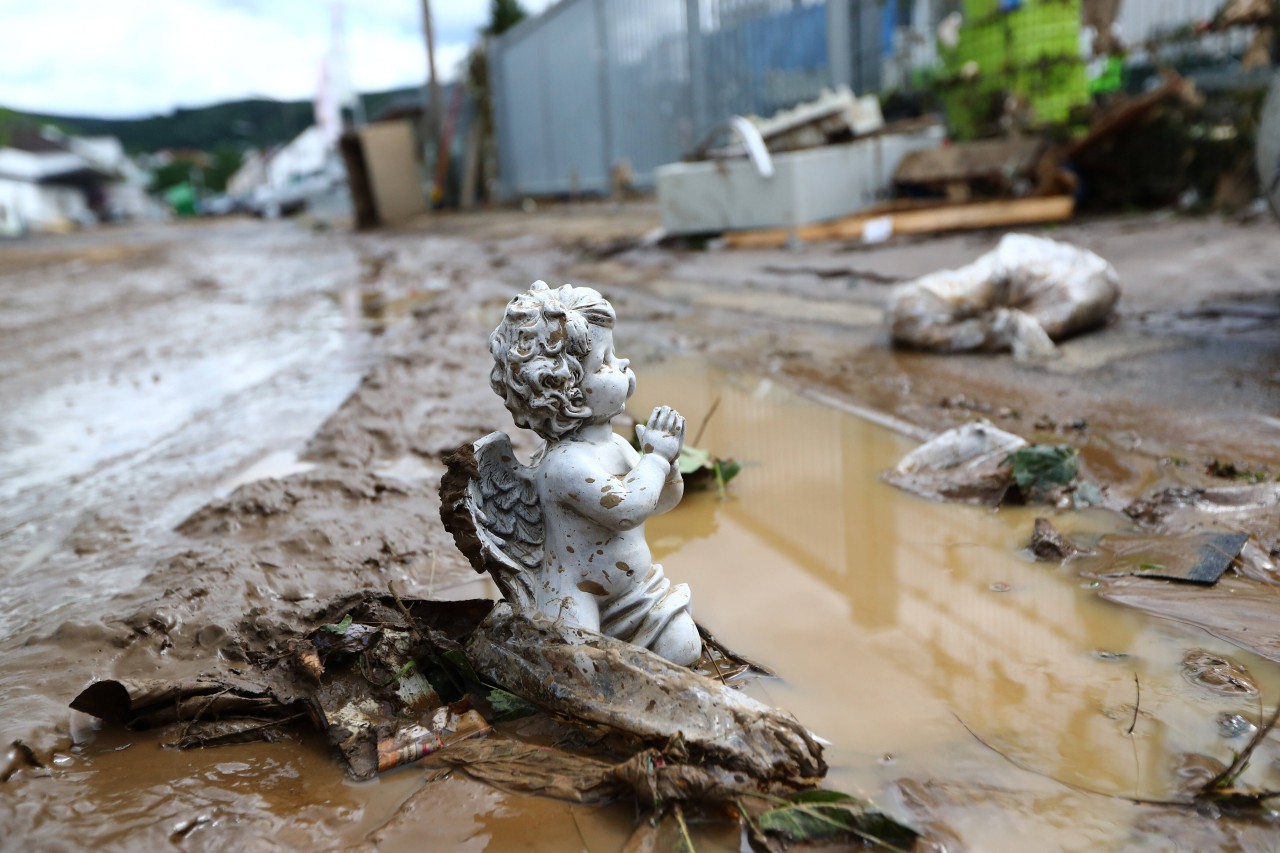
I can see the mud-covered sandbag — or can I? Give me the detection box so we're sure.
[887,233,1120,360]
[465,606,825,787]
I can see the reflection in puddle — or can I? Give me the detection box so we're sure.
[640,360,1280,851]
[11,360,1280,850]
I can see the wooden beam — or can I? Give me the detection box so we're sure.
[723,196,1076,250]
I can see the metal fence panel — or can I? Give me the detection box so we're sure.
[494,0,609,196]
[493,0,836,197]
[602,0,694,186]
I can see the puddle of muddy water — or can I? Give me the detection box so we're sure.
[637,361,1280,850]
[8,359,1280,851]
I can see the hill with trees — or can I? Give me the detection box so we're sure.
[0,87,420,155]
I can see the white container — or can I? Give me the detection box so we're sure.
[655,125,944,235]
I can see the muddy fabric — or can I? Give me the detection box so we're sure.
[883,421,1025,505]
[1101,576,1280,664]
[465,608,826,787]
[887,234,1120,358]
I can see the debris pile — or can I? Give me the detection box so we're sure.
[69,591,918,847]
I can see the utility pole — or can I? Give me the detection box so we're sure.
[420,0,443,149]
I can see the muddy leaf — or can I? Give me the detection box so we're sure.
[1182,649,1259,697]
[163,716,301,749]
[1028,517,1080,562]
[1006,445,1079,496]
[678,444,741,493]
[486,688,537,722]
[757,790,920,849]
[321,614,354,635]
[427,736,625,803]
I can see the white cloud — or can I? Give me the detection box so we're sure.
[0,0,555,117]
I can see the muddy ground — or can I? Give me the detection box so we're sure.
[1,207,1279,850]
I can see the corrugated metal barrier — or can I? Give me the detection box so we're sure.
[492,0,855,197]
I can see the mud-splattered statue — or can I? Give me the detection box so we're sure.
[441,281,701,665]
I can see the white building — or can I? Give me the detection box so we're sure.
[0,125,158,235]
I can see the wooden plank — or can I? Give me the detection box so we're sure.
[893,138,1046,185]
[723,196,1075,250]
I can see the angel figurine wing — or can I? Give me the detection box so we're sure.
[440,432,544,610]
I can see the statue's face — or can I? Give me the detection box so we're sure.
[579,325,634,423]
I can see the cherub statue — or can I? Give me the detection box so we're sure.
[441,281,702,666]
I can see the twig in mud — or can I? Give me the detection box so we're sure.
[692,396,722,448]
[428,550,438,599]
[386,581,423,641]
[1127,673,1141,736]
[951,712,1183,807]
[1199,702,1280,797]
[179,712,307,747]
[736,798,776,853]
[706,647,728,687]
[569,808,590,852]
[695,623,775,676]
[673,803,696,852]
[178,687,233,742]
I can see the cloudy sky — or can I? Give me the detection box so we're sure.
[0,0,555,118]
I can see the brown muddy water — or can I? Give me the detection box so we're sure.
[5,348,1280,849]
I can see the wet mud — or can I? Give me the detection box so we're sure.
[3,213,1280,849]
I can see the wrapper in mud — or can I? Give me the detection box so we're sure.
[887,233,1120,359]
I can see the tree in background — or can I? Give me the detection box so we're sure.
[485,0,526,36]
[205,146,244,193]
[461,0,527,205]
[149,147,242,195]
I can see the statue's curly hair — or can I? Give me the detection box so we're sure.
[489,281,616,440]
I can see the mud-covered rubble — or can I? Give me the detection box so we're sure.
[68,590,917,849]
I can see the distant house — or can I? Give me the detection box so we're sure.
[226,125,347,218]
[226,147,269,198]
[0,125,153,235]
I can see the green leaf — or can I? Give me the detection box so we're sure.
[377,659,416,688]
[714,459,741,485]
[678,445,713,475]
[321,614,353,635]
[487,688,537,722]
[784,789,858,804]
[441,648,480,684]
[757,791,920,850]
[1006,445,1079,496]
